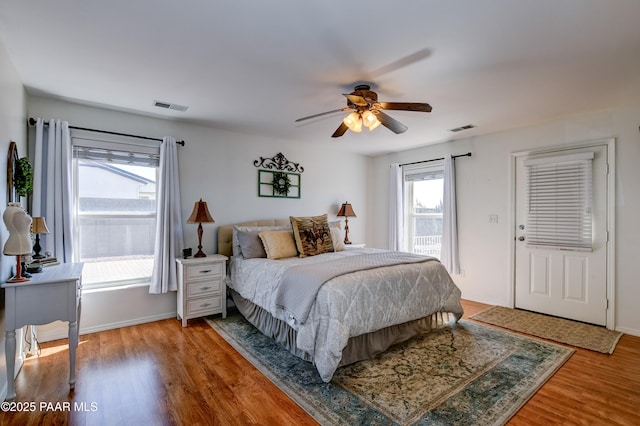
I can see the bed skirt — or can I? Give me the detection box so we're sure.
[229,289,448,369]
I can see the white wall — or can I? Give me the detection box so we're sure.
[369,104,640,336]
[0,38,27,401]
[28,95,370,339]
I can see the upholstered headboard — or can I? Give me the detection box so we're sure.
[218,219,291,258]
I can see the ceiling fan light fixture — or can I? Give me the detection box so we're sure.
[343,111,362,132]
[362,110,381,131]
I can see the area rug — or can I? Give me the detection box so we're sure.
[207,315,573,425]
[470,306,623,354]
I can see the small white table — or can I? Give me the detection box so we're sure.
[2,262,83,401]
[176,255,228,327]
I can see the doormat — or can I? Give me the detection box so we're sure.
[470,306,622,354]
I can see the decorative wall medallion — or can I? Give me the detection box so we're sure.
[254,152,304,173]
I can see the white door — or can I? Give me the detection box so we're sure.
[514,145,608,325]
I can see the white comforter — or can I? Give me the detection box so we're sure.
[228,247,463,382]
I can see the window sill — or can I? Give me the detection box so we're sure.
[83,281,150,294]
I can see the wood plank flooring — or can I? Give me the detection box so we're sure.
[2,299,639,425]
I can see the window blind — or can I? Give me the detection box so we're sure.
[72,132,160,167]
[403,161,444,182]
[524,152,594,251]
[73,146,159,167]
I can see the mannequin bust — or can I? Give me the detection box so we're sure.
[3,202,32,282]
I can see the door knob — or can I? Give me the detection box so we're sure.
[518,224,525,230]
[518,236,525,241]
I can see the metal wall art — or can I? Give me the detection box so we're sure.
[254,153,303,198]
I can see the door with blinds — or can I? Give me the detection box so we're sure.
[514,145,608,325]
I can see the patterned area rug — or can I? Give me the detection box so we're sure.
[207,315,573,425]
[470,306,623,354]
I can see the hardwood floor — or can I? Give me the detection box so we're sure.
[2,300,639,425]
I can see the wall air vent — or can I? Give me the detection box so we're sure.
[153,100,189,112]
[450,124,476,132]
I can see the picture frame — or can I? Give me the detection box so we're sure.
[258,169,301,198]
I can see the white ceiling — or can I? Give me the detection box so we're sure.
[1,1,640,156]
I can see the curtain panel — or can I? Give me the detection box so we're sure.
[32,118,74,263]
[149,137,184,294]
[441,154,460,274]
[388,163,404,251]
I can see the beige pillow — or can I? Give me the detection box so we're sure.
[290,214,335,257]
[259,230,298,259]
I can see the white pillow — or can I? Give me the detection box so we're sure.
[330,227,345,251]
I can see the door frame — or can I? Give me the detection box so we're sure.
[508,138,616,329]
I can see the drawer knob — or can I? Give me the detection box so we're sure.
[200,270,212,273]
[201,303,212,308]
[200,286,211,291]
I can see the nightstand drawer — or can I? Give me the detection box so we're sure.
[187,279,222,297]
[185,262,223,280]
[186,295,223,315]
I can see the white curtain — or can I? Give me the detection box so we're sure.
[441,154,460,274]
[388,163,404,251]
[149,137,184,294]
[32,118,74,263]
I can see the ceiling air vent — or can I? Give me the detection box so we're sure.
[450,124,476,132]
[153,100,189,112]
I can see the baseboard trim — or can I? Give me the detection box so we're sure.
[616,326,640,338]
[36,312,178,342]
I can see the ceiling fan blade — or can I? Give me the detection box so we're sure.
[369,48,431,78]
[343,93,368,106]
[373,110,408,134]
[377,102,432,113]
[295,108,349,123]
[331,122,349,138]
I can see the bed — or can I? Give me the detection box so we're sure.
[218,217,464,382]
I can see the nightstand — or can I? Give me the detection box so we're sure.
[176,254,228,327]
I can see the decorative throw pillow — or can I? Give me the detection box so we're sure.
[290,214,335,257]
[330,226,345,252]
[232,225,290,257]
[237,230,267,259]
[259,230,298,259]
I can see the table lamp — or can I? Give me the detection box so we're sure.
[186,198,215,257]
[31,216,50,259]
[3,203,33,283]
[337,201,356,245]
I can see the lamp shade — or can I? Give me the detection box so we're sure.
[3,203,33,255]
[186,198,215,224]
[343,112,362,132]
[361,110,381,131]
[337,202,356,218]
[31,216,50,235]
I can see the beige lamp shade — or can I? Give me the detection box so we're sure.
[31,216,51,235]
[186,198,215,224]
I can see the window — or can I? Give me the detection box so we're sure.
[403,162,444,257]
[72,133,160,288]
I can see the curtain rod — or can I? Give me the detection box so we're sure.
[399,152,472,167]
[28,117,185,146]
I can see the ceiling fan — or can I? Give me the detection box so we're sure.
[294,84,432,138]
